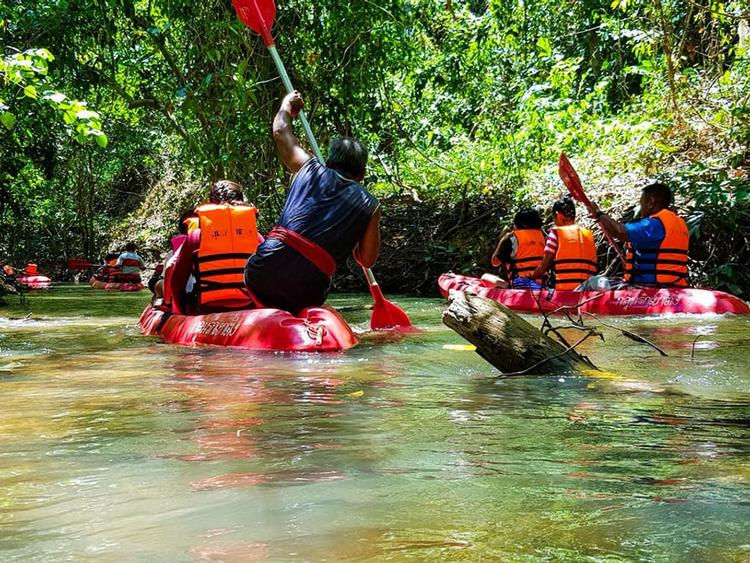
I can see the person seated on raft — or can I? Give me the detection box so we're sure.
[531,195,598,291]
[481,208,545,289]
[113,242,146,284]
[149,210,197,301]
[1,262,17,280]
[586,182,689,288]
[242,90,381,314]
[92,253,119,282]
[168,180,264,315]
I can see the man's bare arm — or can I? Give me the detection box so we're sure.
[587,203,628,241]
[273,91,312,176]
[353,207,381,269]
[490,233,511,268]
[533,252,555,278]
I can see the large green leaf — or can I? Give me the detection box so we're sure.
[0,111,16,130]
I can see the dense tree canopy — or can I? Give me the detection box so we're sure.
[2,0,749,292]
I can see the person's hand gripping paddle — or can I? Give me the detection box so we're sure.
[558,153,626,267]
[231,0,415,331]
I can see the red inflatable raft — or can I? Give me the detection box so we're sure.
[139,304,358,352]
[89,278,144,292]
[438,273,750,316]
[17,275,52,290]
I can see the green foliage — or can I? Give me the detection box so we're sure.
[1,0,749,295]
[661,163,750,296]
[0,48,107,145]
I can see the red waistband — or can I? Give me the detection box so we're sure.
[267,227,336,278]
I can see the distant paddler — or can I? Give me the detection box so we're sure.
[586,183,689,288]
[114,242,146,284]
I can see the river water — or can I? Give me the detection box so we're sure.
[1,285,749,561]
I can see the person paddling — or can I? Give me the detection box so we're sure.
[586,182,689,287]
[532,196,598,291]
[168,181,263,315]
[481,208,545,289]
[114,242,146,283]
[243,91,381,313]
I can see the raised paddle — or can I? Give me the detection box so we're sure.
[231,0,415,331]
[231,0,322,159]
[558,153,626,267]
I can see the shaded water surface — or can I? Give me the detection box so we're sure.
[1,285,749,561]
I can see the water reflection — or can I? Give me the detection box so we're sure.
[0,287,749,560]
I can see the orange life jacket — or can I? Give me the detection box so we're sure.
[195,203,259,308]
[26,263,38,275]
[504,229,545,280]
[553,224,598,291]
[624,208,688,287]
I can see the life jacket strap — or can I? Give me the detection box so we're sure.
[267,227,337,278]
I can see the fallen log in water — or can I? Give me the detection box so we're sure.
[442,291,592,375]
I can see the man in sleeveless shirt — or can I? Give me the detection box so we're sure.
[244,91,381,313]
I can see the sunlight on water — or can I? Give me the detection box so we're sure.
[1,285,749,560]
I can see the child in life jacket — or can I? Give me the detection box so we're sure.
[481,208,545,289]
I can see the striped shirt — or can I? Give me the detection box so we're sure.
[544,230,558,255]
[116,251,145,275]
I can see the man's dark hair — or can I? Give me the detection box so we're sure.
[326,137,368,180]
[513,208,543,230]
[209,180,244,204]
[552,195,576,220]
[125,242,137,252]
[104,253,119,261]
[178,210,196,235]
[642,182,672,208]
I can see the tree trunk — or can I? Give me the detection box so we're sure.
[442,291,591,375]
[653,0,680,117]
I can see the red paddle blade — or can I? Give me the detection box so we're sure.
[232,0,276,46]
[559,153,591,207]
[367,281,414,331]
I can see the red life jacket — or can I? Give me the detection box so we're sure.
[195,203,259,308]
[120,258,142,269]
[624,209,689,287]
[162,235,189,307]
[170,234,187,253]
[504,229,545,280]
[553,224,598,291]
